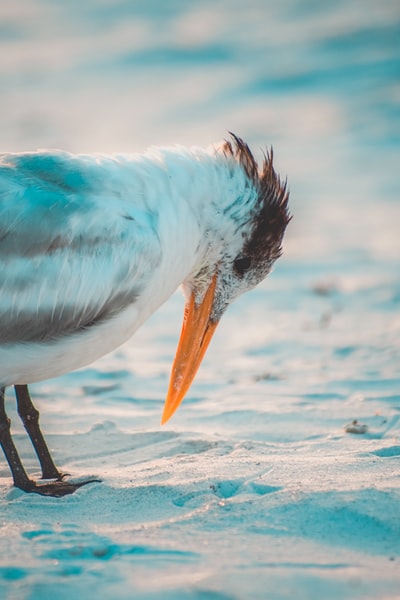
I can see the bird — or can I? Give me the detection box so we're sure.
[0,133,290,497]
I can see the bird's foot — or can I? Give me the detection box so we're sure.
[18,477,101,497]
[42,470,71,481]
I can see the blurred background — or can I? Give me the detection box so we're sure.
[1,0,399,262]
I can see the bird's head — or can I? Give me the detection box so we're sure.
[161,134,291,424]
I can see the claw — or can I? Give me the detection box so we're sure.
[23,477,100,497]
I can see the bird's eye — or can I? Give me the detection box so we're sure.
[233,256,252,276]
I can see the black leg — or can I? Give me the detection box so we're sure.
[0,386,100,497]
[14,384,64,480]
[0,386,36,492]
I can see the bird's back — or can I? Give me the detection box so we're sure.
[0,150,163,385]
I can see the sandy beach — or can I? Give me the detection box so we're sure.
[1,1,399,598]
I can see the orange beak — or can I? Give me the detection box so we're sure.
[161,274,219,424]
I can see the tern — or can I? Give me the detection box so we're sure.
[0,134,290,496]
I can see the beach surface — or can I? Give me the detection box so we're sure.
[1,1,399,598]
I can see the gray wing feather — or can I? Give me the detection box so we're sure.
[0,151,161,345]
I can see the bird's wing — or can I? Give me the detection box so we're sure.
[0,151,162,344]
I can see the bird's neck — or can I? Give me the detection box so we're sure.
[133,147,254,283]
[122,146,235,274]
[119,145,254,312]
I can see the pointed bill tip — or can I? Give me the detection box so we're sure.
[160,389,182,425]
[160,412,170,426]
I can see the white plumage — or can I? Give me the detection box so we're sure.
[0,134,290,495]
[1,144,250,381]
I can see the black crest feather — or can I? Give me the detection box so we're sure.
[222,133,291,270]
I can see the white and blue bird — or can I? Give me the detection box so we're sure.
[0,134,290,496]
